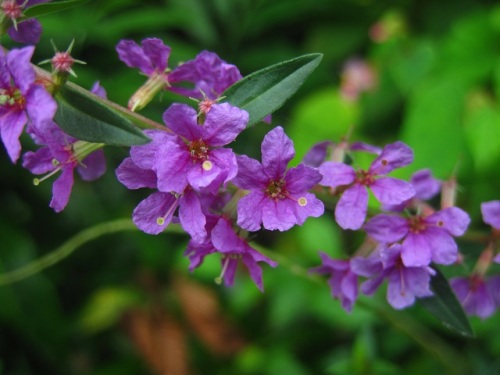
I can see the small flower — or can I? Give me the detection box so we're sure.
[23,121,105,212]
[2,0,51,44]
[116,38,170,77]
[450,275,499,319]
[0,46,57,162]
[364,206,470,267]
[351,244,435,310]
[185,216,277,291]
[340,58,377,101]
[319,141,415,230]
[154,102,248,195]
[233,126,324,232]
[310,252,359,312]
[169,50,242,100]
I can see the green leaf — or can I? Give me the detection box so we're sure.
[54,84,150,146]
[24,0,90,19]
[223,53,323,126]
[419,268,474,337]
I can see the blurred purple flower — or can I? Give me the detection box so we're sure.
[2,0,51,44]
[481,200,500,230]
[450,275,499,319]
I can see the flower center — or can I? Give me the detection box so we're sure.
[188,139,209,161]
[1,0,24,20]
[52,51,75,73]
[355,170,375,186]
[0,87,26,111]
[408,215,427,234]
[266,179,288,201]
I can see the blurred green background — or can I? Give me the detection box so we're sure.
[2,0,500,374]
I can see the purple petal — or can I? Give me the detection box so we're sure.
[154,142,190,194]
[211,218,243,253]
[370,177,415,205]
[116,157,157,189]
[401,233,432,267]
[241,253,266,292]
[426,228,458,265]
[50,166,75,212]
[349,141,382,155]
[6,46,35,93]
[141,38,170,72]
[22,147,54,174]
[261,126,295,179]
[187,159,222,192]
[286,164,322,193]
[335,184,368,230]
[237,191,267,231]
[386,267,432,309]
[26,85,57,126]
[261,199,296,231]
[116,39,154,75]
[203,103,248,146]
[179,190,206,243]
[77,149,106,181]
[351,253,383,277]
[339,271,359,312]
[204,148,238,191]
[364,214,408,243]
[132,192,178,234]
[232,155,267,190]
[289,192,324,226]
[369,141,414,175]
[303,141,332,167]
[318,161,355,188]
[8,19,42,45]
[90,81,107,98]
[427,207,470,236]
[360,274,385,295]
[162,103,202,141]
[481,200,500,229]
[130,129,174,170]
[451,277,496,319]
[410,169,441,200]
[1,109,27,163]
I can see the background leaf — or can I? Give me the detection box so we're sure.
[419,269,474,337]
[24,0,90,19]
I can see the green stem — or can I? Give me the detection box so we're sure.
[0,218,137,286]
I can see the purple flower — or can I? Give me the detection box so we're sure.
[364,207,471,267]
[23,121,106,212]
[116,38,170,76]
[352,244,435,309]
[169,50,242,100]
[233,126,324,232]
[185,216,277,291]
[1,46,57,162]
[481,200,500,230]
[319,141,415,230]
[116,134,208,243]
[154,102,248,195]
[310,252,359,312]
[450,275,499,319]
[2,0,51,44]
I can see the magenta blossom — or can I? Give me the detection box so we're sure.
[185,216,277,291]
[450,275,500,319]
[319,141,415,230]
[364,207,470,267]
[351,244,435,310]
[233,126,324,232]
[310,252,359,312]
[23,121,106,212]
[0,46,57,162]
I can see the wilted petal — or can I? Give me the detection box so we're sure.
[335,184,368,230]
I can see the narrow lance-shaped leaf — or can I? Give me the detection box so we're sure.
[54,85,151,147]
[223,53,323,127]
[23,0,90,19]
[419,268,474,337]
